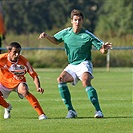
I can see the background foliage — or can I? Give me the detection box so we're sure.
[1,0,133,67]
[2,0,133,36]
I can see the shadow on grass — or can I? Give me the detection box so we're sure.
[103,116,133,119]
[47,116,133,120]
[13,116,133,120]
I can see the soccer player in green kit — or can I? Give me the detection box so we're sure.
[38,9,112,118]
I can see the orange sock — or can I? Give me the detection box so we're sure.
[0,96,9,108]
[25,93,45,116]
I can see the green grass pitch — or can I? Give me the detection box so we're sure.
[0,68,132,133]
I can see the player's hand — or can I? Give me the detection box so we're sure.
[38,32,47,39]
[37,87,44,94]
[100,42,113,54]
[103,42,113,50]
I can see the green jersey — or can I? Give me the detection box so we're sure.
[54,27,104,65]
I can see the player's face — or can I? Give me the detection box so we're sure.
[71,15,83,32]
[9,47,21,62]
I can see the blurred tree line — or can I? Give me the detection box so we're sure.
[1,0,132,68]
[1,0,133,37]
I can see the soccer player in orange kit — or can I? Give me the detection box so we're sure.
[0,42,47,120]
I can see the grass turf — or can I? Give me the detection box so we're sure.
[0,68,132,133]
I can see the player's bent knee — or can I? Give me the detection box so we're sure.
[57,76,63,83]
[82,80,91,88]
[57,77,59,82]
[82,83,91,88]
[19,90,29,97]
[0,91,3,96]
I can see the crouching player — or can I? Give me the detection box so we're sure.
[0,42,47,120]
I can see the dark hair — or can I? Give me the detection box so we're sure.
[8,42,21,51]
[70,9,84,20]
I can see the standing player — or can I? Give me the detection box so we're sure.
[38,9,112,118]
[0,42,47,120]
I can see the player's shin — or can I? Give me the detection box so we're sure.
[25,93,45,116]
[0,96,9,108]
[58,82,74,111]
[85,86,102,111]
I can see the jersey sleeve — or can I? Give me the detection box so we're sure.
[92,37,104,50]
[86,30,104,50]
[20,56,38,78]
[54,28,71,43]
[0,53,7,68]
[26,62,38,78]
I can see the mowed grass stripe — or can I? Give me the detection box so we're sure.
[0,68,132,133]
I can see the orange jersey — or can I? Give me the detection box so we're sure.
[0,53,38,89]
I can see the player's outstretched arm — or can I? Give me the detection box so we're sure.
[33,76,44,94]
[100,42,113,54]
[38,32,59,45]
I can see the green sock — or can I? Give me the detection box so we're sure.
[58,83,74,111]
[85,86,101,111]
